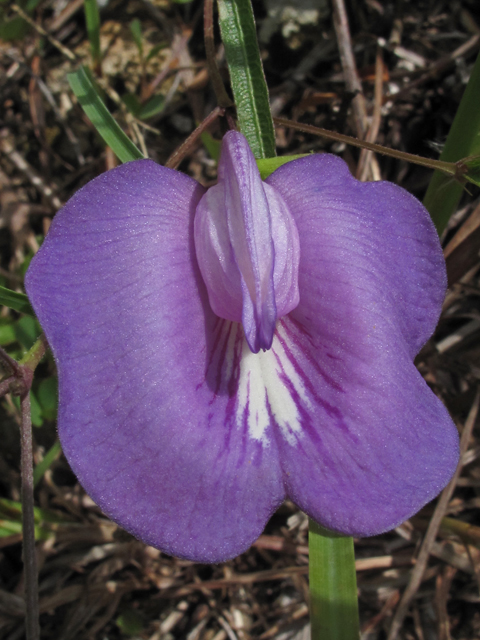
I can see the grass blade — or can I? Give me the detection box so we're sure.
[84,0,102,72]
[0,285,35,317]
[68,66,144,163]
[217,0,275,158]
[424,51,480,234]
[33,440,61,488]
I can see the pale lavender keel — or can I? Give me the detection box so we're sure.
[25,132,459,562]
[195,132,300,352]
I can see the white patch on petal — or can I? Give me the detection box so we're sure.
[235,319,311,445]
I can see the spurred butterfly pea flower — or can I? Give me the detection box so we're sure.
[26,132,459,563]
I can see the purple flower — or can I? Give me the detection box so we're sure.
[25,131,459,563]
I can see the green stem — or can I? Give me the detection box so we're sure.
[423,50,480,234]
[309,520,360,640]
[19,334,48,372]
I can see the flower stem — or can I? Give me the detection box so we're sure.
[0,336,47,640]
[20,390,40,640]
[309,519,360,640]
[165,106,225,169]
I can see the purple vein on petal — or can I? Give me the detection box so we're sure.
[197,317,322,447]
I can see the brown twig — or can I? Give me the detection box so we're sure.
[357,46,384,181]
[47,0,84,31]
[387,390,480,640]
[165,106,225,169]
[204,0,233,108]
[143,29,192,102]
[435,565,457,640]
[383,34,480,105]
[272,117,458,176]
[331,0,366,138]
[11,4,76,61]
[2,49,85,167]
[0,137,63,210]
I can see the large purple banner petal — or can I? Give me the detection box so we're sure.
[267,155,459,535]
[26,160,284,562]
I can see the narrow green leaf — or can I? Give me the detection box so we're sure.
[138,94,165,119]
[0,285,35,316]
[37,377,58,421]
[309,520,360,640]
[0,15,29,41]
[84,0,102,69]
[201,132,221,162]
[424,51,480,234]
[116,610,145,636]
[0,498,73,524]
[130,18,143,57]
[0,520,22,536]
[30,390,43,427]
[462,154,480,188]
[122,92,142,116]
[146,42,168,62]
[217,0,275,159]
[14,315,40,350]
[68,66,144,163]
[256,154,308,180]
[25,0,42,9]
[0,321,16,346]
[33,441,61,487]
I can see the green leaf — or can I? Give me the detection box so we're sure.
[217,0,276,159]
[138,94,165,119]
[84,0,102,68]
[0,321,16,346]
[0,0,31,41]
[130,18,143,57]
[25,0,41,9]
[123,93,165,120]
[463,155,480,188]
[309,520,360,640]
[0,520,21,537]
[122,92,142,116]
[145,42,168,63]
[116,609,145,636]
[30,390,43,427]
[424,51,480,234]
[0,285,35,316]
[68,66,144,163]
[37,377,58,421]
[201,132,221,161]
[33,440,61,487]
[0,498,74,540]
[14,315,40,350]
[256,154,308,180]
